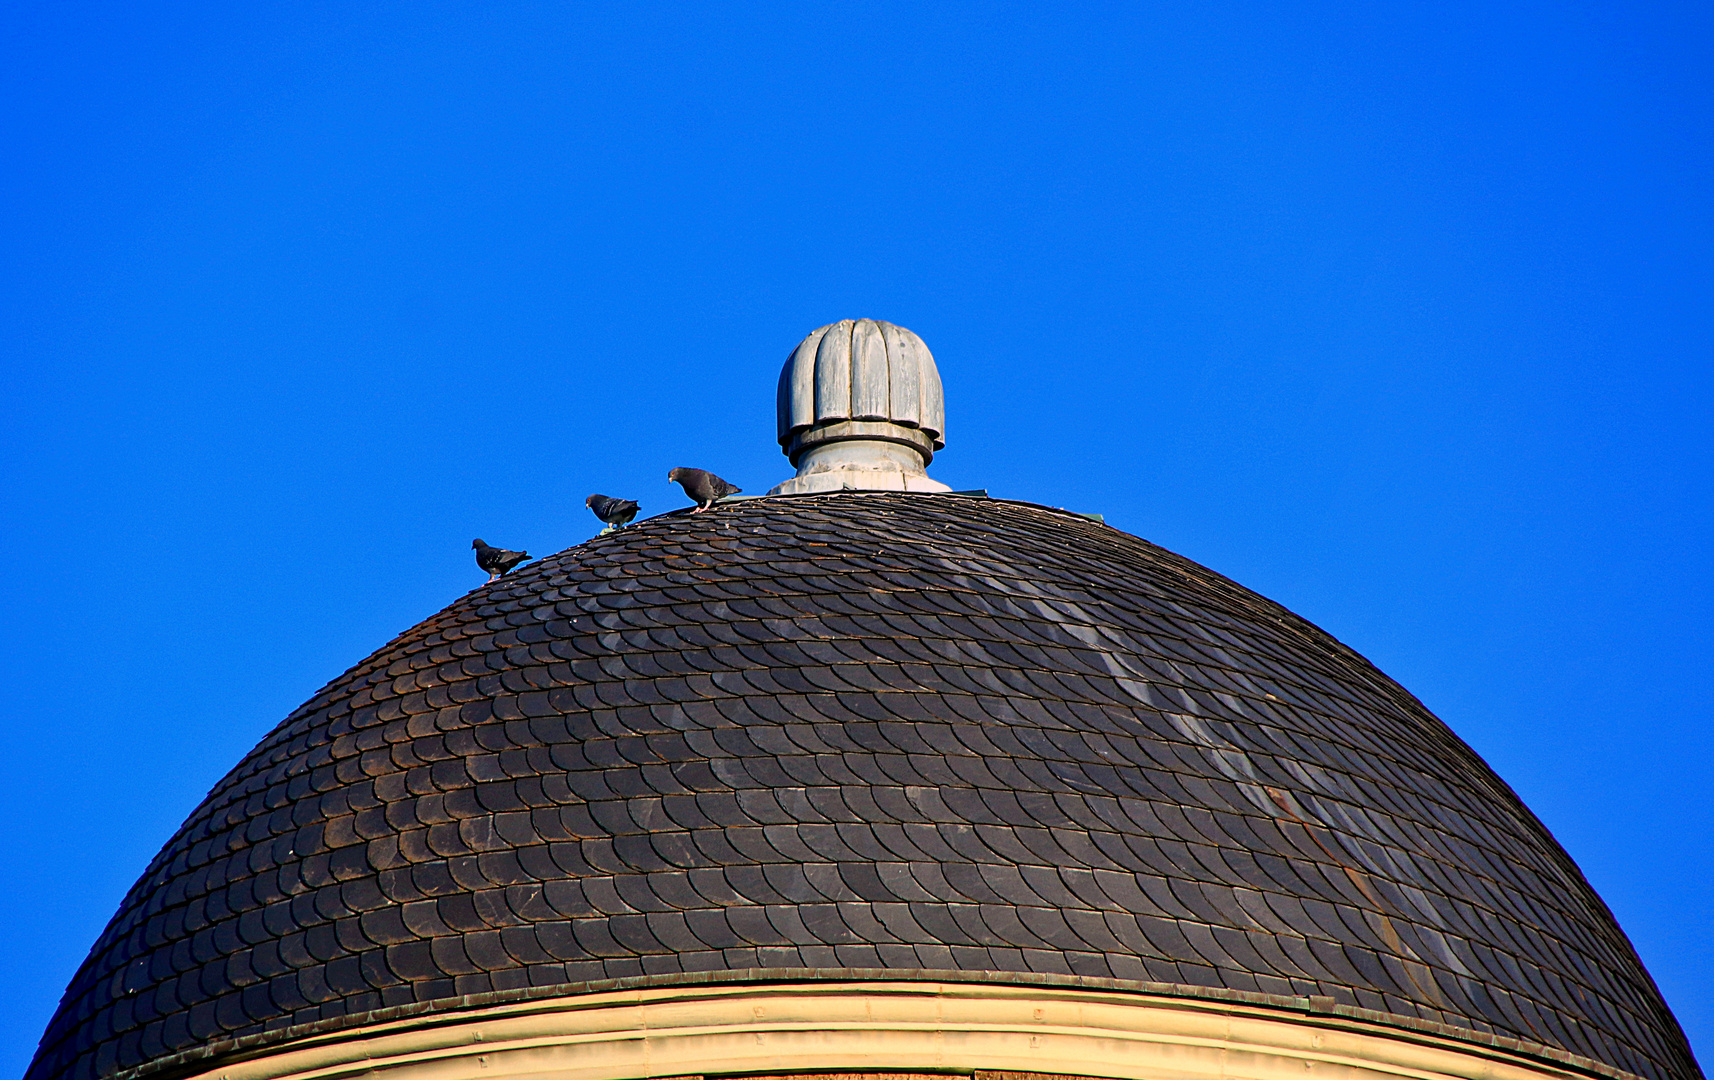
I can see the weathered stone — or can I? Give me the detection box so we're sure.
[771,319,949,495]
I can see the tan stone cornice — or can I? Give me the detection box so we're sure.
[162,980,1638,1080]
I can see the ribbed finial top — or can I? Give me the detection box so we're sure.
[770,319,949,495]
[777,319,945,457]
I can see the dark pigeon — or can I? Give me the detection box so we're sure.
[472,538,529,581]
[585,494,640,530]
[668,467,741,512]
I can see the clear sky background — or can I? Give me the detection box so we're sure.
[1,1,1709,1071]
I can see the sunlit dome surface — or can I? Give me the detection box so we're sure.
[27,493,1698,1080]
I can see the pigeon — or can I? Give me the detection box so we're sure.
[585,494,640,532]
[472,538,530,581]
[668,467,741,512]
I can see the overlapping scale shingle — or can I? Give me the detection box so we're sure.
[28,494,1698,1080]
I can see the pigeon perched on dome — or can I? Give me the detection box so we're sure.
[585,494,640,532]
[668,467,741,512]
[471,538,529,580]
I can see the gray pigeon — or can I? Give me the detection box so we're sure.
[585,494,640,531]
[472,538,529,581]
[668,467,741,512]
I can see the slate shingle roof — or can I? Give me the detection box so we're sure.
[28,494,1699,1080]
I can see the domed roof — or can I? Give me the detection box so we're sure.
[29,494,1698,1080]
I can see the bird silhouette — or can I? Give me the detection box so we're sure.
[668,467,741,512]
[472,539,529,581]
[586,494,640,532]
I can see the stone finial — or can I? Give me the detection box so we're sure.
[769,319,950,495]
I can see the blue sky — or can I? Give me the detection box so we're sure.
[1,1,1708,1071]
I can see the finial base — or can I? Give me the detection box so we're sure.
[768,439,951,495]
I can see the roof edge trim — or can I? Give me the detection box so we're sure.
[106,969,1649,1080]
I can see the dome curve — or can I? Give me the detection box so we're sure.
[28,494,1698,1080]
